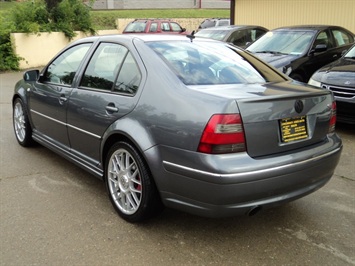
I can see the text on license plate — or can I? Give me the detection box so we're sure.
[280,116,308,143]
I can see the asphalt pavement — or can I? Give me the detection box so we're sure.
[1,71,354,266]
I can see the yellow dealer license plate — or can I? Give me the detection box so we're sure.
[280,116,308,143]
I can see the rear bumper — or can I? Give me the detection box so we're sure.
[145,134,342,218]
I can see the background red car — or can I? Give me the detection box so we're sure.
[122,19,188,35]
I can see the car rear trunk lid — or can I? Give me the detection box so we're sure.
[235,82,334,158]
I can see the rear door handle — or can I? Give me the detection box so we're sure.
[106,105,119,113]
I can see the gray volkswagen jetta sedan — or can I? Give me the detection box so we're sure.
[13,34,342,222]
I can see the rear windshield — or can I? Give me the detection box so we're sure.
[200,20,216,29]
[195,30,229,41]
[124,22,147,33]
[147,41,286,85]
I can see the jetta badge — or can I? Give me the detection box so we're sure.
[294,100,304,114]
[344,81,351,85]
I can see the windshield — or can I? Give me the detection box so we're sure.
[247,30,315,55]
[195,30,229,41]
[147,41,286,85]
[344,45,355,58]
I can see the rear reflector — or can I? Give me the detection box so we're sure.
[198,114,246,154]
[329,101,337,133]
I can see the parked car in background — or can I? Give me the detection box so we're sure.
[123,19,188,35]
[195,25,268,49]
[197,18,230,31]
[309,44,355,124]
[247,25,355,82]
[13,34,342,223]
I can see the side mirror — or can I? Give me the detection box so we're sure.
[181,28,186,33]
[23,70,39,82]
[311,44,327,54]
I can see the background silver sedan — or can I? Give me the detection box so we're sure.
[13,34,342,222]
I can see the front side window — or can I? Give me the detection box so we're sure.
[147,41,285,85]
[228,30,247,46]
[170,22,182,32]
[81,43,128,91]
[251,29,267,42]
[44,43,91,85]
[312,31,332,49]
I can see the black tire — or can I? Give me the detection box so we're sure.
[105,141,163,223]
[13,98,34,147]
[290,73,304,82]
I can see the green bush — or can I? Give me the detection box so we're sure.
[0,0,95,71]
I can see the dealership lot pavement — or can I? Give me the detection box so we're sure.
[1,71,354,265]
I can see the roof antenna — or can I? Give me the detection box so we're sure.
[187,30,195,42]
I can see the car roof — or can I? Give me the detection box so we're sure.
[73,34,218,44]
[198,25,267,31]
[129,18,174,23]
[272,25,343,31]
[203,18,230,21]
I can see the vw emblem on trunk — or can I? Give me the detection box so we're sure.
[294,100,304,114]
[344,81,351,85]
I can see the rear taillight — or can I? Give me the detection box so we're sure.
[198,114,246,154]
[328,101,337,133]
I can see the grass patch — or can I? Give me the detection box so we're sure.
[1,1,229,30]
[0,1,20,11]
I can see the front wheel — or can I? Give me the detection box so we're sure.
[105,141,162,222]
[13,98,34,147]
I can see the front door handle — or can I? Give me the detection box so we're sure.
[59,95,67,104]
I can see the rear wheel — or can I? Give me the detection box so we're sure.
[13,98,34,147]
[105,141,162,222]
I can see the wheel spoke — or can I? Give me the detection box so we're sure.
[107,147,143,215]
[14,102,26,142]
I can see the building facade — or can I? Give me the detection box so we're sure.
[233,0,355,33]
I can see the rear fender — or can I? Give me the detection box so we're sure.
[100,117,155,166]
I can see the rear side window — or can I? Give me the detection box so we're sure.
[161,22,170,32]
[331,29,353,46]
[114,53,141,95]
[81,42,141,95]
[43,43,91,85]
[200,20,216,28]
[149,22,158,32]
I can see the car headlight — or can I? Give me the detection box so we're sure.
[308,78,321,88]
